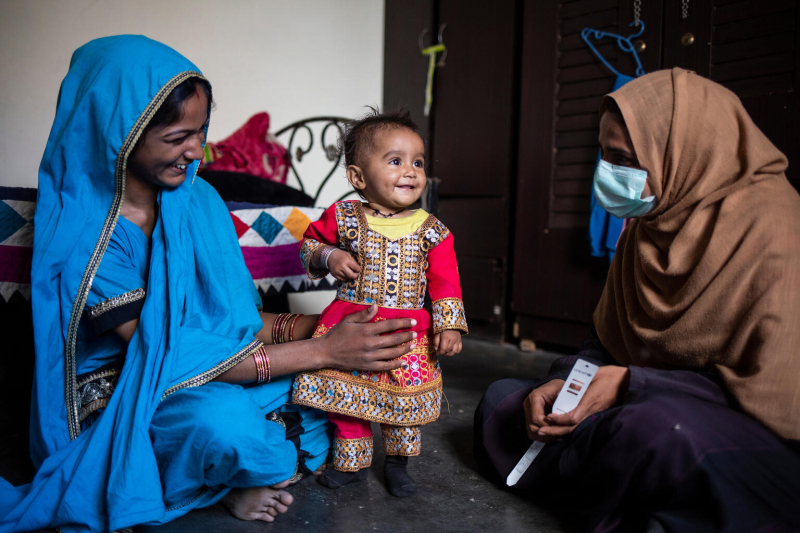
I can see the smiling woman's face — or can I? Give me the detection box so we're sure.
[598,110,652,198]
[127,89,209,189]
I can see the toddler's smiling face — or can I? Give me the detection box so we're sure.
[347,127,426,213]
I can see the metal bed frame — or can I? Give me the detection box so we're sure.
[274,116,439,214]
[274,116,351,207]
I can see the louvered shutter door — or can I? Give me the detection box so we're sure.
[552,1,620,229]
[710,0,799,189]
[512,0,664,347]
[664,0,799,188]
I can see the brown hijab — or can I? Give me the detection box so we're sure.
[594,68,800,440]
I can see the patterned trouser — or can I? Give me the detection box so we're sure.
[329,412,422,472]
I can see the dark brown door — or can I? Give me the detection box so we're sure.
[383,0,437,142]
[663,0,798,189]
[432,0,520,339]
[512,0,664,348]
[384,0,521,340]
[708,0,799,189]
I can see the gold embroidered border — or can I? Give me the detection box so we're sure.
[292,372,442,427]
[165,487,209,513]
[161,340,262,399]
[76,368,121,389]
[382,426,421,456]
[432,297,468,334]
[333,436,373,472]
[299,238,328,280]
[78,398,110,422]
[64,71,206,440]
[77,368,120,422]
[88,287,145,318]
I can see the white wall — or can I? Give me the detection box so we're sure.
[0,0,383,202]
[0,0,384,313]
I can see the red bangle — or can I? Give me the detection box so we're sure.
[272,313,291,344]
[253,346,269,383]
[288,314,302,342]
[280,314,291,344]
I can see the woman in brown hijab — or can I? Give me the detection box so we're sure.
[474,68,800,532]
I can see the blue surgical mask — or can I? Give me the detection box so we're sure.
[593,159,656,218]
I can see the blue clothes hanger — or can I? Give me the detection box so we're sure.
[581,21,646,78]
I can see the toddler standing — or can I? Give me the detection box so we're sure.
[292,109,468,496]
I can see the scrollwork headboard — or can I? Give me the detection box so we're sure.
[274,116,351,207]
[274,116,439,214]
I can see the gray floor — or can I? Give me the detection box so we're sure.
[140,338,567,533]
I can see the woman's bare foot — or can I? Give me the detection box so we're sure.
[221,485,294,522]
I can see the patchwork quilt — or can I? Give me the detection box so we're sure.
[0,186,334,303]
[0,187,35,302]
[227,203,336,296]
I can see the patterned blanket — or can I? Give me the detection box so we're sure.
[0,187,35,302]
[227,202,335,296]
[0,186,334,303]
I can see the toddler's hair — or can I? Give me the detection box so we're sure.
[340,106,420,168]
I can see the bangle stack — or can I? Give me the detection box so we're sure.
[319,246,338,269]
[272,313,303,344]
[253,346,271,383]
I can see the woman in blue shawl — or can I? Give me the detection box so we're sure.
[0,35,416,532]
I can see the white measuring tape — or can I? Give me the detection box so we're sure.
[506,359,599,486]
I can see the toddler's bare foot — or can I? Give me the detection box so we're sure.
[221,485,294,522]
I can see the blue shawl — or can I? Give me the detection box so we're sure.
[0,35,266,532]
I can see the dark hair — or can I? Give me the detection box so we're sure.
[341,106,420,168]
[605,97,622,115]
[143,76,213,134]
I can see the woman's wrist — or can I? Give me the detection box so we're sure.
[294,314,319,341]
[610,365,631,399]
[308,336,330,369]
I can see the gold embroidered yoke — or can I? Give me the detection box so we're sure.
[299,201,468,331]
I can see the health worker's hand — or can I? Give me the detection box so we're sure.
[524,365,630,442]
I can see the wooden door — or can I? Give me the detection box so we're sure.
[383,0,437,142]
[716,1,796,188]
[664,0,798,189]
[431,0,520,339]
[511,0,664,348]
[383,0,520,340]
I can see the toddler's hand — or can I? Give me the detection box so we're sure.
[434,330,462,357]
[327,249,361,281]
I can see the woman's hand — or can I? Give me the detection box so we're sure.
[523,379,564,441]
[524,365,630,442]
[316,303,416,372]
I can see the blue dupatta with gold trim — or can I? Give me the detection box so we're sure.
[0,36,269,532]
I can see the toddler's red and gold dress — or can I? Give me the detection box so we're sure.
[292,201,467,472]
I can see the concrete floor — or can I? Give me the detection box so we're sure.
[140,338,568,533]
[2,337,570,532]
